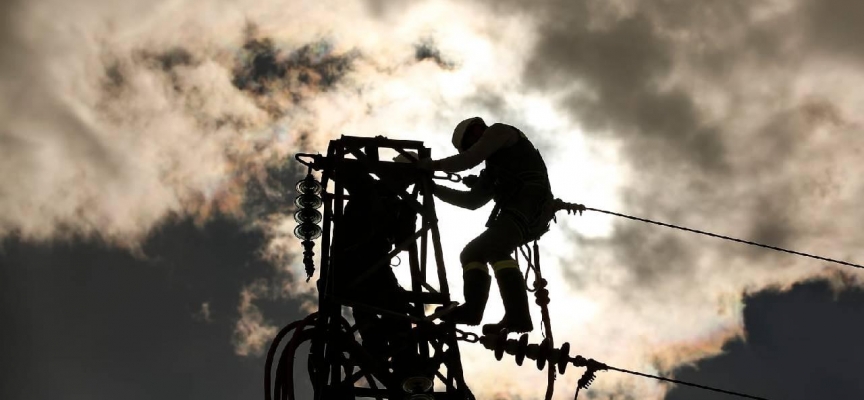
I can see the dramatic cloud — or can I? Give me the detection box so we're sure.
[667,276,864,400]
[4,0,864,398]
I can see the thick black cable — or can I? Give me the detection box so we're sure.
[605,365,769,400]
[266,318,313,400]
[585,207,863,270]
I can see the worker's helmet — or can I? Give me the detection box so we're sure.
[451,117,485,152]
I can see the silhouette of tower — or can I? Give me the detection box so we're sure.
[267,136,475,400]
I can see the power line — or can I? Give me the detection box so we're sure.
[606,365,769,400]
[583,206,864,270]
[473,333,770,400]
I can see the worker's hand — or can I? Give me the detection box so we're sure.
[462,174,480,188]
[393,152,435,171]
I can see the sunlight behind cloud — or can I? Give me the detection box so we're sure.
[6,0,864,398]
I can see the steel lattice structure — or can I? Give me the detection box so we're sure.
[266,135,475,400]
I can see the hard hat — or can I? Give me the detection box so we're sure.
[452,117,484,152]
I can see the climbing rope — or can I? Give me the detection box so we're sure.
[516,241,555,400]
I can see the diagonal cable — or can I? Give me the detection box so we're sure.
[606,365,769,400]
[583,206,864,270]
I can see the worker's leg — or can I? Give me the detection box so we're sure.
[447,259,492,325]
[453,216,531,330]
[482,257,533,334]
[473,215,533,334]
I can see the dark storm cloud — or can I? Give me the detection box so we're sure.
[232,27,358,111]
[132,47,200,93]
[147,47,197,72]
[560,217,704,298]
[523,10,728,173]
[666,277,864,400]
[610,224,695,289]
[102,60,126,91]
[362,0,424,18]
[747,200,796,254]
[414,38,455,69]
[804,0,864,62]
[463,90,507,116]
[0,216,313,400]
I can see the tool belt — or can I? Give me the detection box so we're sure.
[486,172,554,242]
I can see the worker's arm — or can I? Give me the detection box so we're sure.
[432,172,494,210]
[432,124,520,173]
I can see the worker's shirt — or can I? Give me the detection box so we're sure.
[433,123,554,238]
[435,124,521,173]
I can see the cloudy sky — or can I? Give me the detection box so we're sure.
[3,0,864,399]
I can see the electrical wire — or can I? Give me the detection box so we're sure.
[605,365,769,400]
[583,206,864,270]
[473,332,770,400]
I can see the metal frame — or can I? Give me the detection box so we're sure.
[293,135,474,400]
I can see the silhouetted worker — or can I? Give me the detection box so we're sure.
[329,163,418,376]
[421,117,554,334]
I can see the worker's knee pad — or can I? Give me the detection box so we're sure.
[462,261,488,274]
[491,259,519,275]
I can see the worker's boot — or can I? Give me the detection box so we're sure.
[482,260,533,335]
[448,264,492,325]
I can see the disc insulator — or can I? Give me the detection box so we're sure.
[293,208,322,224]
[294,193,323,209]
[295,176,322,194]
[294,223,322,241]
